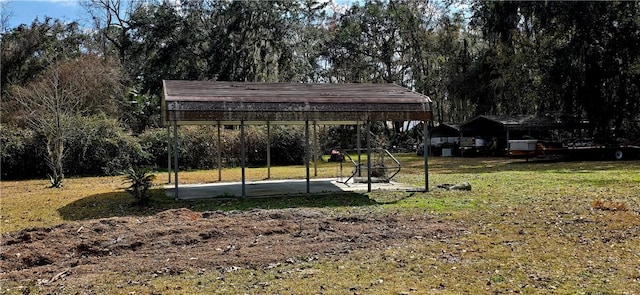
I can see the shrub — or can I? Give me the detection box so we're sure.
[181,126,219,169]
[0,125,47,179]
[270,125,307,165]
[66,115,149,176]
[219,128,240,167]
[245,126,267,166]
[123,167,156,203]
[141,126,223,170]
[102,134,150,175]
[1,117,149,180]
[138,128,171,168]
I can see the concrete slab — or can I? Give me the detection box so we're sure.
[164,178,421,200]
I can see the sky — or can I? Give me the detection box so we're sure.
[1,0,358,30]
[3,0,88,29]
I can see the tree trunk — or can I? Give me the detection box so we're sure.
[46,135,64,188]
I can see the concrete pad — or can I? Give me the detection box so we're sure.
[164,178,421,200]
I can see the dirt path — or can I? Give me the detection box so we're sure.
[1,208,456,291]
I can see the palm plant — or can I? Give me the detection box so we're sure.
[123,167,156,203]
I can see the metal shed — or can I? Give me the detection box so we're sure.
[162,80,433,198]
[428,123,461,156]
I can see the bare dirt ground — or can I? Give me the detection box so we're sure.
[1,208,456,293]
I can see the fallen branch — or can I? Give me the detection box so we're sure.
[38,269,70,285]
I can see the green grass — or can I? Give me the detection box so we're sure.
[2,156,640,294]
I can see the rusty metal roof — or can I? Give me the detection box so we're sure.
[162,80,433,125]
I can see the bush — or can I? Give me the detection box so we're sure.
[138,128,171,169]
[139,125,309,170]
[3,121,322,181]
[123,167,156,203]
[140,126,222,170]
[210,126,280,167]
[182,126,220,169]
[245,126,268,166]
[0,125,47,180]
[65,115,149,176]
[270,125,307,165]
[2,117,150,179]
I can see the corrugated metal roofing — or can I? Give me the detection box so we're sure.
[162,80,433,125]
[461,115,588,131]
[462,115,534,128]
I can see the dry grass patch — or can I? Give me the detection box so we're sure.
[0,177,127,233]
[1,157,640,294]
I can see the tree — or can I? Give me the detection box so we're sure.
[325,0,444,141]
[0,0,11,34]
[127,0,209,94]
[11,62,82,187]
[215,0,303,82]
[277,0,331,82]
[469,0,640,139]
[0,18,87,99]
[540,1,640,139]
[9,55,124,186]
[60,54,124,117]
[81,0,139,65]
[437,14,479,123]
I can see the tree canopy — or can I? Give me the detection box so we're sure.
[1,0,639,180]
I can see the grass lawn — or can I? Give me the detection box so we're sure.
[1,156,639,294]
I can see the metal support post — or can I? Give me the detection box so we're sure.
[366,120,372,192]
[313,121,318,177]
[267,121,271,179]
[305,120,310,195]
[217,122,222,182]
[167,125,171,184]
[173,120,179,200]
[357,121,361,177]
[424,121,429,191]
[241,120,246,198]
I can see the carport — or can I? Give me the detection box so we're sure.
[162,80,433,199]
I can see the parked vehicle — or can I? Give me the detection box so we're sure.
[460,137,487,157]
[508,138,640,160]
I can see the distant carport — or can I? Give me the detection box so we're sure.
[161,80,433,199]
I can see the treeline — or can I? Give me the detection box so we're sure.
[1,0,639,182]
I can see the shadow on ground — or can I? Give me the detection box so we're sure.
[57,188,399,221]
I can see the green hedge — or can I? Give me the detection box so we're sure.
[1,117,148,180]
[0,125,47,179]
[139,125,308,170]
[65,116,149,176]
[1,122,320,180]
